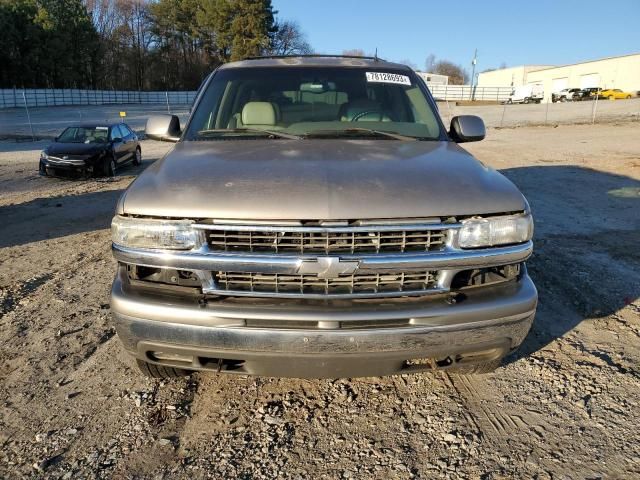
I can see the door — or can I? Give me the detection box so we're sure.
[552,77,568,93]
[110,125,127,162]
[580,73,600,89]
[119,124,136,161]
[111,125,131,163]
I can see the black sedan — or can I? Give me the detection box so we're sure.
[39,123,141,178]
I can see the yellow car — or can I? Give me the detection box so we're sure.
[600,89,633,100]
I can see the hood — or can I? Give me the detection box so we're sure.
[121,139,526,220]
[47,142,107,157]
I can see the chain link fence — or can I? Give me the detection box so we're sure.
[0,89,196,109]
[437,98,640,128]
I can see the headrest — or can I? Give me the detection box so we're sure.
[242,102,277,126]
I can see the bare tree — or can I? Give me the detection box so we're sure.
[269,20,312,55]
[433,60,469,85]
[424,53,436,72]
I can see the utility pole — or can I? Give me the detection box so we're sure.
[470,49,478,100]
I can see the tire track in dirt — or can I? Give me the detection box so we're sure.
[444,373,542,449]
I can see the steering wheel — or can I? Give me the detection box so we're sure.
[351,110,385,122]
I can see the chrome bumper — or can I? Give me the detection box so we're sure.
[112,241,533,273]
[111,272,537,378]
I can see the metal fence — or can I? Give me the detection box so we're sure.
[428,85,513,102]
[0,89,197,109]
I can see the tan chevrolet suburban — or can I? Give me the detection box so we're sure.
[110,55,537,379]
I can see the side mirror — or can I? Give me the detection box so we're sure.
[54,136,59,142]
[145,114,181,142]
[449,115,485,143]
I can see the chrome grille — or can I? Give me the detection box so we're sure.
[206,228,447,254]
[214,271,439,296]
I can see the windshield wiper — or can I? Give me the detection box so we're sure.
[303,128,418,141]
[197,128,302,140]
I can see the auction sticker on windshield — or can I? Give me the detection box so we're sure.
[366,72,411,85]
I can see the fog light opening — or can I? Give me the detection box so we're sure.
[148,351,193,365]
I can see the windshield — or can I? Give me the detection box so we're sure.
[185,66,444,141]
[58,126,109,144]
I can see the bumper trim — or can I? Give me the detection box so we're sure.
[112,241,533,274]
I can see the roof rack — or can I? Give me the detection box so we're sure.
[243,54,383,62]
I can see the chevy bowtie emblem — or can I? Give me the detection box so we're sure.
[297,257,360,279]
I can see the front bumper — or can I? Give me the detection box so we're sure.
[41,157,98,176]
[111,270,537,378]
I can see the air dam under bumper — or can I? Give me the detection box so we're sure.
[111,275,537,378]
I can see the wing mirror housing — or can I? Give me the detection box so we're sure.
[449,115,486,143]
[145,114,181,142]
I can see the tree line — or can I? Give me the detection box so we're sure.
[0,0,312,91]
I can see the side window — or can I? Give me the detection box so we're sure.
[121,125,132,137]
[111,125,125,140]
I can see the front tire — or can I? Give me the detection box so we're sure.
[136,359,191,379]
[133,147,142,166]
[608,95,614,101]
[104,155,116,177]
[39,161,47,176]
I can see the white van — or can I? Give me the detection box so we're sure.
[507,84,544,104]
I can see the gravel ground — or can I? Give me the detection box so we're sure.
[0,123,639,479]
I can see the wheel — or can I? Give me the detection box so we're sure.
[133,147,142,166]
[447,358,503,375]
[39,160,47,176]
[103,155,116,177]
[523,98,529,104]
[626,95,631,99]
[136,359,191,379]
[608,95,614,101]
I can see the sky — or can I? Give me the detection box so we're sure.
[272,0,640,73]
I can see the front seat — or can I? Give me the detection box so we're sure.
[339,98,392,122]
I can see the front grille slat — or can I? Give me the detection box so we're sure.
[207,228,447,254]
[215,271,438,296]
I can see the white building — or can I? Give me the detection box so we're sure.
[477,65,553,89]
[477,53,640,102]
[415,71,448,86]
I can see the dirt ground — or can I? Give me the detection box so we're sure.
[0,122,639,479]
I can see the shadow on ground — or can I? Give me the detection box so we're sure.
[500,165,640,364]
[0,188,124,248]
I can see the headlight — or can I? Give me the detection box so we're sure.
[458,213,533,248]
[111,215,202,250]
[40,151,48,160]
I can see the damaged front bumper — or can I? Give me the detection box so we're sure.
[110,267,537,378]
